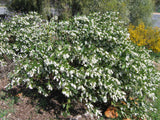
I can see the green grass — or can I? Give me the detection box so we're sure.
[0,90,18,119]
[148,86,160,119]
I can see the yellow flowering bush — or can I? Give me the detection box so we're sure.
[128,22,160,52]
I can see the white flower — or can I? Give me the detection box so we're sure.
[0,23,5,28]
[85,72,89,77]
[44,58,53,66]
[63,54,69,59]
[78,85,85,91]
[53,16,58,20]
[70,32,76,37]
[58,45,62,50]
[62,90,70,97]
[53,61,59,67]
[38,87,42,94]
[71,83,76,89]
[60,66,64,72]
[28,70,34,77]
[108,69,113,75]
[126,33,130,39]
[23,64,28,70]
[91,56,98,64]
[47,45,52,51]
[44,94,48,97]
[29,84,33,89]
[47,84,53,91]
[92,82,96,89]
[74,16,89,22]
[11,21,16,24]
[77,46,81,51]
[70,70,74,75]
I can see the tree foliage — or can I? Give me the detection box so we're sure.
[153,0,160,12]
[7,0,42,13]
[128,0,154,26]
[54,0,129,23]
[7,0,154,26]
[53,0,154,26]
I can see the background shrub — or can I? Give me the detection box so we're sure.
[153,0,160,12]
[128,0,154,26]
[0,12,159,119]
[7,0,51,19]
[7,0,154,26]
[128,22,160,52]
[54,0,129,23]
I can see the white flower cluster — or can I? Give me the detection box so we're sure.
[1,12,160,118]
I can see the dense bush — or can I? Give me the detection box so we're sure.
[0,12,159,119]
[128,22,160,52]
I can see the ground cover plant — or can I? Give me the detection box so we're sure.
[0,12,160,119]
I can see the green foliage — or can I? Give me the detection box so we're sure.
[148,85,160,119]
[7,0,42,13]
[54,0,129,23]
[128,0,154,26]
[54,0,154,26]
[7,0,51,19]
[0,91,16,119]
[7,0,154,26]
[0,12,160,119]
[153,0,160,12]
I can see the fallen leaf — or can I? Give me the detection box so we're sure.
[16,93,22,97]
[129,97,134,100]
[135,102,138,105]
[123,118,131,120]
[104,106,118,118]
[121,101,127,105]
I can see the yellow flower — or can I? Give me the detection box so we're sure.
[128,22,160,52]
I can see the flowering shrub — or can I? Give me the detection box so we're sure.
[128,22,160,52]
[0,12,159,119]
